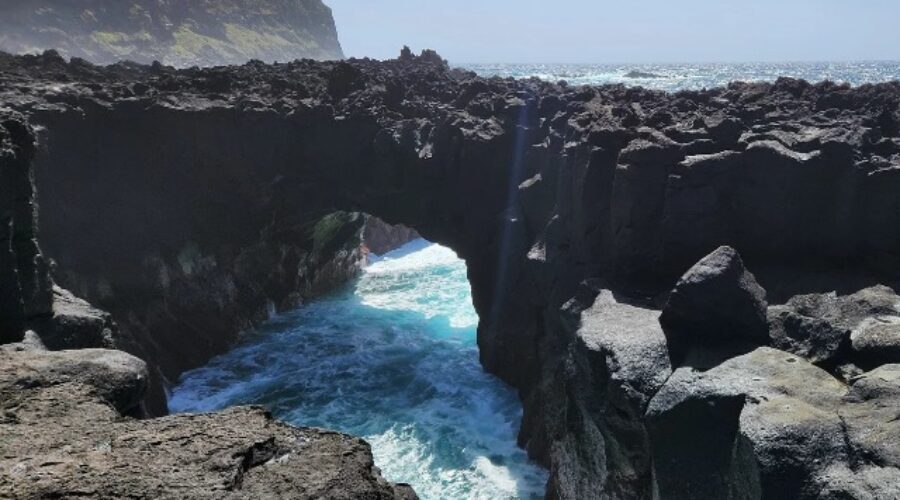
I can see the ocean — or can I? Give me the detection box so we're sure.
[169,241,548,500]
[462,61,900,91]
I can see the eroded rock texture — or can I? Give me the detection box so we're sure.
[0,341,414,499]
[1,49,899,498]
[363,215,421,256]
[0,112,53,344]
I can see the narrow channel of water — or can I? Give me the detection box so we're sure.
[169,240,548,499]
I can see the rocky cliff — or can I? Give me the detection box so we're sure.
[1,48,899,498]
[0,0,344,66]
[0,106,414,499]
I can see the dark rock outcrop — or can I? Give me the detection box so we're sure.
[660,246,769,365]
[853,319,900,366]
[28,285,119,350]
[1,49,899,498]
[647,348,900,499]
[0,0,344,66]
[623,70,663,79]
[529,285,670,499]
[769,285,900,371]
[0,112,52,344]
[363,215,421,256]
[0,343,415,499]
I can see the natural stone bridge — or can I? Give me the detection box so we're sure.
[1,49,899,498]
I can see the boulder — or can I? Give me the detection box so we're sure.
[660,246,769,364]
[0,346,416,499]
[818,364,900,499]
[28,286,118,350]
[852,317,900,366]
[647,347,900,499]
[768,306,850,368]
[768,285,900,369]
[0,346,148,414]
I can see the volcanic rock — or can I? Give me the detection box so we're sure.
[852,319,900,366]
[769,285,900,370]
[546,287,671,499]
[624,70,663,79]
[647,348,900,499]
[362,215,421,256]
[1,48,899,499]
[660,246,769,364]
[0,345,416,499]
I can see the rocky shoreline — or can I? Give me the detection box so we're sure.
[0,336,415,498]
[1,48,899,498]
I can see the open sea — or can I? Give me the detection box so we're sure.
[462,61,900,91]
[169,62,898,500]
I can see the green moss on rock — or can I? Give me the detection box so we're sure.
[0,0,344,66]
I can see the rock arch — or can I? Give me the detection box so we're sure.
[4,50,899,498]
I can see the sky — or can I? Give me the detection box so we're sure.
[326,0,900,64]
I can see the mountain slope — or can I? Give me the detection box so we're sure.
[0,0,343,66]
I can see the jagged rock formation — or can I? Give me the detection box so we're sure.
[0,0,343,66]
[1,48,899,498]
[0,340,415,499]
[1,105,414,499]
[363,215,421,256]
[0,112,52,343]
[660,245,770,365]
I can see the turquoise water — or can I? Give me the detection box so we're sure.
[463,61,900,91]
[169,240,548,499]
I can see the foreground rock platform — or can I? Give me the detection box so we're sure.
[1,48,899,498]
[0,342,415,499]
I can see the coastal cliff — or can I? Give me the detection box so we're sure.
[0,107,414,499]
[0,0,344,66]
[1,48,899,498]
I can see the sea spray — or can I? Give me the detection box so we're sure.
[464,61,900,91]
[170,240,548,499]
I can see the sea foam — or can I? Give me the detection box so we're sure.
[170,240,547,499]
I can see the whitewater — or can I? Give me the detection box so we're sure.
[464,61,900,91]
[169,240,548,499]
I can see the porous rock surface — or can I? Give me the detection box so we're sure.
[0,341,414,499]
[769,284,900,371]
[1,48,900,498]
[647,349,900,499]
[660,245,769,364]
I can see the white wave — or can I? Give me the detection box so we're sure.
[358,240,478,329]
[170,238,547,499]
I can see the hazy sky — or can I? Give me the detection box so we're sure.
[327,0,900,64]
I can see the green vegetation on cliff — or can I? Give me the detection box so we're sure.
[0,0,344,66]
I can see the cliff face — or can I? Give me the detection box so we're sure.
[1,49,899,498]
[0,0,344,66]
[0,112,52,343]
[0,107,414,500]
